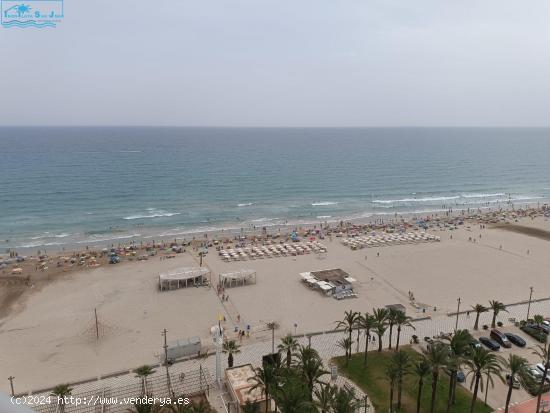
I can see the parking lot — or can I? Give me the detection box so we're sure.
[464,325,548,410]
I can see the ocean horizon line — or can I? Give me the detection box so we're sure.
[2,125,550,129]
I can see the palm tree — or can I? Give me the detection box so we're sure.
[311,383,336,413]
[533,314,544,328]
[334,310,360,356]
[357,312,377,367]
[472,304,487,330]
[413,359,431,413]
[391,350,412,409]
[373,307,389,352]
[532,342,550,413]
[331,386,361,413]
[395,310,415,351]
[337,336,353,365]
[443,329,473,410]
[463,346,503,413]
[51,384,73,413]
[385,363,399,413]
[488,300,507,328]
[424,341,448,413]
[223,340,241,368]
[295,345,328,401]
[278,334,299,368]
[133,365,156,396]
[249,364,277,413]
[501,354,528,413]
[271,370,310,413]
[386,307,399,350]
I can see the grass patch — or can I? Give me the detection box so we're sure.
[334,346,492,413]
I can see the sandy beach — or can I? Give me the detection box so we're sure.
[1,210,550,394]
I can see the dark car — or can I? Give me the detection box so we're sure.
[490,329,512,348]
[469,338,481,349]
[528,323,550,334]
[505,333,526,347]
[479,337,500,351]
[444,368,466,383]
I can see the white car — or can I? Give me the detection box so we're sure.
[535,364,550,382]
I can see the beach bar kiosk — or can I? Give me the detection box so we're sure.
[226,364,268,412]
[158,267,211,291]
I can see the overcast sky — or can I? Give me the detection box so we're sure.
[1,0,550,127]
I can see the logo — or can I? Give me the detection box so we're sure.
[1,0,63,28]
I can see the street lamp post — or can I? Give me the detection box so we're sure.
[8,376,15,397]
[162,329,173,396]
[455,297,461,331]
[527,287,534,321]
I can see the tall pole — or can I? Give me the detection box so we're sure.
[527,287,534,321]
[215,321,223,386]
[484,370,489,405]
[8,376,15,397]
[455,297,461,331]
[95,308,99,341]
[162,329,172,396]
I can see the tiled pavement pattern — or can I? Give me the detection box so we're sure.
[22,297,550,413]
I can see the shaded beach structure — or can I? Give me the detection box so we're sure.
[219,269,257,288]
[158,267,210,291]
[299,268,357,299]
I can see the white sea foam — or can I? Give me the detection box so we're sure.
[124,210,181,220]
[511,196,544,201]
[17,241,64,248]
[30,232,71,240]
[76,234,142,244]
[237,202,254,207]
[316,215,332,219]
[461,193,505,198]
[373,196,459,204]
[311,201,338,206]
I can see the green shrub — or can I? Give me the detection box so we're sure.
[520,325,547,343]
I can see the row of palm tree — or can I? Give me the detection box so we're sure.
[247,338,362,413]
[335,308,415,368]
[471,300,507,330]
[383,329,548,413]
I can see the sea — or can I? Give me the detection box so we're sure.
[1,127,549,252]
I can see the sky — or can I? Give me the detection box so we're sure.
[1,0,550,127]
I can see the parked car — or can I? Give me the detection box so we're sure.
[535,364,550,383]
[490,329,512,348]
[528,322,550,334]
[444,368,466,383]
[528,367,544,381]
[506,374,521,389]
[479,337,500,351]
[469,338,481,349]
[505,333,526,347]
